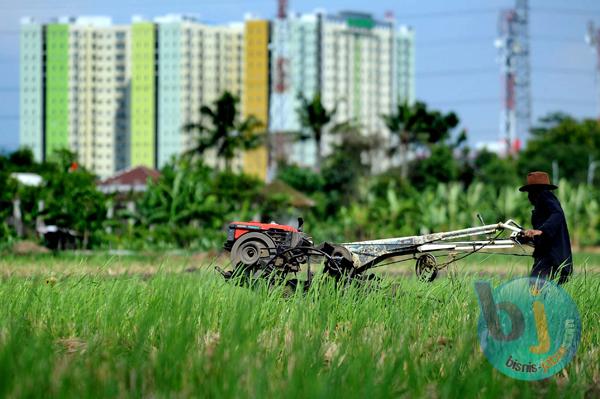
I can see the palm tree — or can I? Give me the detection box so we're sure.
[382,102,423,179]
[185,92,264,171]
[296,93,338,171]
[382,101,459,179]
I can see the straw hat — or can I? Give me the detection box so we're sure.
[519,171,558,192]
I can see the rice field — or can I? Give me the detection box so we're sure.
[0,253,598,398]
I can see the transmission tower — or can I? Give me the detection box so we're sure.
[268,0,290,180]
[273,0,289,123]
[586,21,600,120]
[496,0,531,154]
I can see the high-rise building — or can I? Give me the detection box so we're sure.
[19,15,248,177]
[20,19,44,162]
[269,13,320,131]
[155,15,200,168]
[130,19,156,169]
[19,11,414,178]
[44,22,69,158]
[268,11,415,169]
[396,25,416,106]
[242,19,270,181]
[69,18,130,175]
[193,22,245,172]
[153,15,244,169]
[20,16,129,176]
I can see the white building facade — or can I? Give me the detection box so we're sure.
[156,15,244,167]
[269,11,415,169]
[20,11,414,177]
[20,15,245,177]
[19,19,44,162]
[68,17,130,175]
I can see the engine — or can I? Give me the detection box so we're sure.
[223,220,313,276]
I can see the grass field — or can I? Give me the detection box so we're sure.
[0,253,598,398]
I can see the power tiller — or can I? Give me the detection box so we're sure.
[217,217,527,288]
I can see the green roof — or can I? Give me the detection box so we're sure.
[347,17,375,29]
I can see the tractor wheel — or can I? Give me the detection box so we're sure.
[415,253,438,283]
[324,245,355,279]
[230,232,275,267]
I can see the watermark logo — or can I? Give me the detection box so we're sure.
[475,277,581,380]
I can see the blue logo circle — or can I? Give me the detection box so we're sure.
[475,277,581,380]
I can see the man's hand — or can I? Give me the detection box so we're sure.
[523,229,543,238]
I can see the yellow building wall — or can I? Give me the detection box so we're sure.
[243,20,270,181]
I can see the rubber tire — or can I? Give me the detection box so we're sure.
[230,232,275,266]
[415,253,438,283]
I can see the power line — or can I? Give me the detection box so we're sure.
[0,4,595,23]
[533,67,594,76]
[530,35,586,44]
[398,8,498,19]
[533,98,597,106]
[530,7,600,16]
[417,67,594,78]
[417,37,496,48]
[429,98,500,106]
[417,67,496,77]
[427,97,596,107]
[0,0,274,12]
[416,35,588,51]
[0,5,495,18]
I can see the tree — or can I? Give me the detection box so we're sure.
[8,148,35,171]
[473,149,519,188]
[518,113,600,184]
[133,157,264,248]
[39,151,107,248]
[0,169,18,241]
[382,101,460,179]
[296,93,338,171]
[321,124,378,211]
[185,92,264,171]
[134,159,225,246]
[43,148,79,174]
[410,144,459,190]
[277,163,324,195]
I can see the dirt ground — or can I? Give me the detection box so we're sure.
[1,251,598,280]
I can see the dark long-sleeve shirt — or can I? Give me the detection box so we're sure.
[531,191,573,273]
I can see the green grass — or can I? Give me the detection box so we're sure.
[0,255,598,398]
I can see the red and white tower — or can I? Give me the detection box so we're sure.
[273,0,289,116]
[268,0,291,179]
[586,21,600,120]
[496,0,530,154]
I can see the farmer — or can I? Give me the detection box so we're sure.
[519,171,572,284]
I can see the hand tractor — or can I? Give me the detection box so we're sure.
[218,217,528,288]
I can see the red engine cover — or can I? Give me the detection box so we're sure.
[229,221,298,239]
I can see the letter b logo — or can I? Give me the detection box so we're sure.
[475,281,524,341]
[475,278,581,381]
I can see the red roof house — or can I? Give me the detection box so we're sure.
[98,166,161,194]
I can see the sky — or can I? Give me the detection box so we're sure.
[0,0,599,152]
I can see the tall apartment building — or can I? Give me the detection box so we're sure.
[242,19,270,180]
[19,11,414,178]
[20,19,44,162]
[151,15,245,169]
[130,19,155,169]
[69,18,130,175]
[396,25,415,106]
[20,17,129,176]
[19,15,251,177]
[269,11,415,169]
